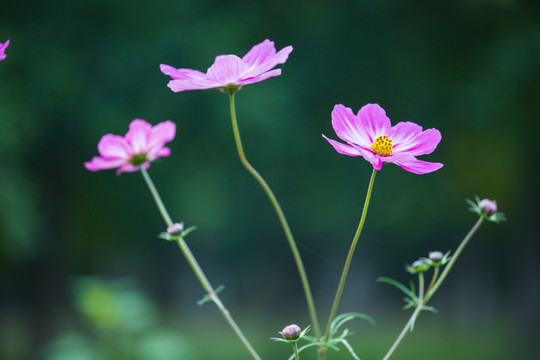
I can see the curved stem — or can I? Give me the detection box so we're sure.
[228,92,321,338]
[382,273,424,360]
[321,168,377,355]
[140,167,262,360]
[424,216,484,303]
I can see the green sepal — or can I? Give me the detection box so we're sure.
[378,277,418,303]
[158,225,197,241]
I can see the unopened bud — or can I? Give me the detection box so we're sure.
[167,223,184,236]
[281,324,301,341]
[479,199,497,215]
[429,251,444,262]
[407,259,430,274]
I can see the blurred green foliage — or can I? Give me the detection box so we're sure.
[41,277,193,360]
[0,0,538,359]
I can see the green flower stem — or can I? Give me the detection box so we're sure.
[141,165,174,226]
[140,166,262,360]
[425,265,439,297]
[292,342,300,360]
[320,168,377,358]
[383,216,485,360]
[227,92,321,339]
[382,273,425,360]
[424,216,484,303]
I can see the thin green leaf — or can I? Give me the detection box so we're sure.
[378,277,418,301]
[422,305,438,314]
[180,225,197,238]
[301,335,318,343]
[196,285,225,306]
[271,337,290,343]
[330,312,375,336]
[403,297,416,310]
[336,339,361,360]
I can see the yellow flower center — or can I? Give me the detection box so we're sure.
[370,134,393,156]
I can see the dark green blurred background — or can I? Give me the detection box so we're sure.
[1,0,539,359]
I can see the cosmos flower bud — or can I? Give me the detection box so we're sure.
[466,196,506,223]
[428,251,444,262]
[281,324,301,341]
[407,259,430,274]
[167,223,184,236]
[479,199,497,215]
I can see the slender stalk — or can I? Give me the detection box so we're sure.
[382,273,425,360]
[140,166,173,226]
[227,92,321,338]
[383,216,485,360]
[140,166,262,360]
[292,343,300,360]
[424,216,484,302]
[425,265,439,297]
[320,168,377,357]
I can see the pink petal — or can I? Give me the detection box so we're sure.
[147,120,176,151]
[242,39,293,77]
[161,64,220,91]
[239,69,282,85]
[84,156,127,172]
[125,119,152,154]
[97,134,131,159]
[167,78,221,92]
[322,134,361,156]
[149,147,171,160]
[395,159,444,174]
[383,152,416,164]
[0,39,9,61]
[357,104,391,141]
[331,104,372,147]
[388,121,423,146]
[394,128,442,156]
[242,40,277,66]
[160,64,203,80]
[206,55,248,86]
[371,157,383,170]
[116,163,143,175]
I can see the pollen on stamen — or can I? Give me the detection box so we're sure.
[371,134,393,156]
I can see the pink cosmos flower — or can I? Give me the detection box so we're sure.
[323,104,443,174]
[85,119,176,175]
[160,39,293,92]
[0,40,10,61]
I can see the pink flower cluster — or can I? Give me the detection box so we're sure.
[85,40,443,177]
[161,39,293,92]
[85,119,176,175]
